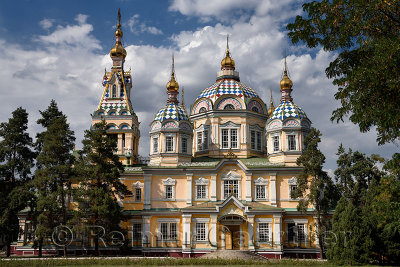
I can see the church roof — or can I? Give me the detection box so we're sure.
[153,102,189,122]
[196,78,259,104]
[269,100,307,121]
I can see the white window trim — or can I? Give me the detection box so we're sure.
[288,176,298,200]
[192,221,209,243]
[254,177,268,201]
[163,178,176,200]
[164,133,176,153]
[180,134,190,154]
[221,171,242,199]
[195,178,209,200]
[151,135,159,154]
[249,125,263,151]
[158,221,179,241]
[196,126,209,151]
[133,181,144,202]
[271,133,281,152]
[256,222,272,244]
[286,131,298,151]
[220,123,240,150]
[285,219,309,245]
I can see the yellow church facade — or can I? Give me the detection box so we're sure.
[15,11,319,258]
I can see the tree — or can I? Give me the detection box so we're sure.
[74,120,129,255]
[327,146,383,264]
[0,107,35,256]
[34,114,75,257]
[292,127,338,258]
[287,1,400,145]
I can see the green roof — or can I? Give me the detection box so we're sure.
[182,200,283,211]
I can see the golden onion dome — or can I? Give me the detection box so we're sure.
[221,51,235,69]
[110,43,127,58]
[280,72,293,90]
[166,75,179,91]
[267,105,275,117]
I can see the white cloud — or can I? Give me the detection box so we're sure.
[126,14,163,35]
[39,18,54,30]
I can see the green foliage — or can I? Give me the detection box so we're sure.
[33,109,76,253]
[73,120,129,254]
[0,107,35,256]
[287,0,400,144]
[294,128,338,258]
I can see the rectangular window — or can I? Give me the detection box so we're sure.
[132,223,142,241]
[165,185,173,199]
[197,132,203,151]
[289,184,297,199]
[288,135,296,151]
[222,129,229,148]
[258,223,270,242]
[273,136,280,152]
[135,188,142,202]
[251,131,256,150]
[298,224,306,243]
[196,185,206,199]
[195,223,206,241]
[256,185,266,199]
[160,222,178,241]
[166,136,174,152]
[230,129,238,148]
[256,132,262,151]
[181,137,188,153]
[203,130,209,150]
[223,180,238,198]
[153,137,158,153]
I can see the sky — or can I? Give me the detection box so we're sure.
[0,0,398,174]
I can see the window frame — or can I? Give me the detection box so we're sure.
[152,136,159,154]
[287,134,297,151]
[165,136,174,153]
[221,128,239,149]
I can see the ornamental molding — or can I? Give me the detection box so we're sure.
[254,177,268,186]
[268,120,282,130]
[288,176,297,185]
[195,177,209,185]
[221,170,242,180]
[133,181,144,188]
[220,121,240,128]
[163,177,176,186]
[283,119,300,127]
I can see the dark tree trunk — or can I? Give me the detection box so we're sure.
[6,235,11,257]
[38,239,43,258]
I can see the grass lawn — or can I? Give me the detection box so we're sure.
[0,257,342,267]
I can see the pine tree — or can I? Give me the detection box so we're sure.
[34,115,75,257]
[292,127,338,258]
[74,120,129,255]
[0,107,35,257]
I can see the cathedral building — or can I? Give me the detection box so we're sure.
[15,11,319,258]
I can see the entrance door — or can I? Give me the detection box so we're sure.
[230,225,241,250]
[224,227,232,250]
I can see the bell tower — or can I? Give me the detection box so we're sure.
[92,9,140,165]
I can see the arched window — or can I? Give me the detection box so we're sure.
[199,107,207,113]
[251,107,259,113]
[224,104,235,110]
[112,84,117,98]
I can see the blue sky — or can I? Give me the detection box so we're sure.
[0,0,397,173]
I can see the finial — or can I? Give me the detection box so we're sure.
[118,8,121,26]
[226,34,230,54]
[284,50,288,74]
[171,53,175,77]
[104,68,107,74]
[280,52,293,101]
[166,54,179,102]
[270,88,274,106]
[221,34,235,70]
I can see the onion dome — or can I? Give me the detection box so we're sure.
[153,102,189,122]
[166,55,179,92]
[196,79,259,106]
[269,100,307,121]
[110,9,127,59]
[280,55,293,101]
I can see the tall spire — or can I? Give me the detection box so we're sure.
[280,53,293,101]
[110,8,127,66]
[181,86,185,108]
[267,88,275,118]
[166,54,179,104]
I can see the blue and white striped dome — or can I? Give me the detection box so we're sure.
[269,100,307,121]
[153,102,189,122]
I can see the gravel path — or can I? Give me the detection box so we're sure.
[199,250,266,260]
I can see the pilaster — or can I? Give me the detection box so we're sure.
[247,215,255,250]
[186,173,193,205]
[269,172,277,206]
[211,175,217,201]
[245,174,252,201]
[144,174,152,210]
[182,214,192,250]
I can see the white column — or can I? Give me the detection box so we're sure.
[186,174,193,205]
[273,215,282,250]
[210,214,217,248]
[182,214,192,250]
[117,134,123,154]
[144,174,152,210]
[211,175,217,201]
[269,172,277,206]
[142,216,151,247]
[246,174,252,201]
[247,215,255,250]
